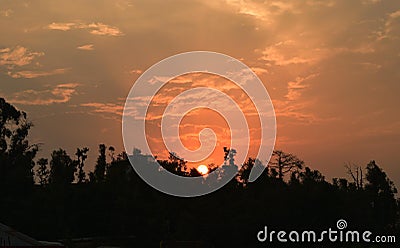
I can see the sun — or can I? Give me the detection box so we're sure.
[197,164,209,175]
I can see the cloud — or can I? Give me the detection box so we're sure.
[357,62,382,71]
[81,102,123,114]
[259,40,316,66]
[129,69,142,74]
[115,0,134,10]
[271,73,324,124]
[220,0,300,23]
[250,67,268,76]
[285,74,317,101]
[47,22,76,31]
[0,46,43,68]
[273,99,320,124]
[217,0,334,24]
[305,0,335,7]
[47,22,124,36]
[80,102,126,120]
[258,41,374,68]
[77,44,94,50]
[382,10,400,39]
[355,120,400,138]
[87,23,123,36]
[6,83,79,105]
[361,0,381,4]
[226,0,271,21]
[0,9,13,17]
[7,68,69,78]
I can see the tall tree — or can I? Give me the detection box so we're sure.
[108,146,115,163]
[75,147,89,183]
[365,160,397,197]
[345,163,363,190]
[223,147,237,166]
[94,144,107,182]
[365,160,398,228]
[268,150,304,180]
[0,98,38,191]
[237,157,255,185]
[36,158,49,186]
[49,149,76,186]
[158,152,188,176]
[299,167,325,184]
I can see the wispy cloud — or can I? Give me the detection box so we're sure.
[285,74,317,101]
[273,99,320,124]
[259,40,316,66]
[0,9,13,17]
[80,102,125,120]
[115,0,134,10]
[7,68,69,78]
[378,9,400,40]
[81,102,123,114]
[272,73,324,124]
[129,69,142,74]
[47,22,124,36]
[220,0,300,23]
[87,23,123,36]
[47,22,75,31]
[0,46,43,68]
[250,67,268,76]
[361,0,381,4]
[219,0,336,23]
[77,44,94,50]
[6,83,79,105]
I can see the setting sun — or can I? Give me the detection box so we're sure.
[197,165,209,175]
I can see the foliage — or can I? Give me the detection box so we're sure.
[75,147,89,183]
[93,144,107,182]
[0,98,38,193]
[49,149,76,186]
[268,150,304,180]
[36,158,49,186]
[0,99,399,247]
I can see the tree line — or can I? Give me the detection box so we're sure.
[1,97,399,247]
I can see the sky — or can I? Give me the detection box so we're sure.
[0,0,399,186]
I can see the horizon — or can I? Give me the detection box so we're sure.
[1,0,399,189]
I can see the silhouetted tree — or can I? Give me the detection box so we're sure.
[49,149,76,186]
[1,97,399,248]
[117,151,128,161]
[223,147,236,166]
[94,144,107,182]
[36,158,49,186]
[0,97,38,192]
[332,178,350,191]
[88,171,95,183]
[268,150,304,180]
[158,152,188,176]
[108,146,115,162]
[299,167,325,184]
[237,157,255,185]
[106,156,132,185]
[365,160,397,197]
[345,163,363,190]
[75,147,89,183]
[363,160,398,230]
[188,168,202,177]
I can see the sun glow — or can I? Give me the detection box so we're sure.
[197,164,209,175]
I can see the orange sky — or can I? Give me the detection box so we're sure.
[0,0,399,186]
[145,72,262,168]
